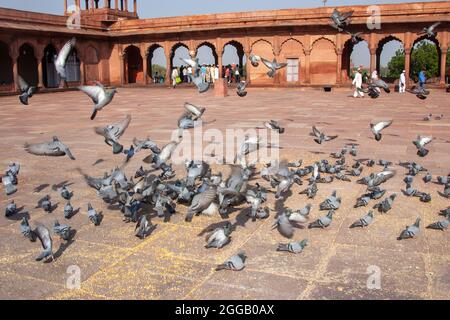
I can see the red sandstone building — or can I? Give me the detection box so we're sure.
[0,0,448,93]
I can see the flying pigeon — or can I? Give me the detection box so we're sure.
[55,37,76,80]
[397,217,421,240]
[264,120,285,134]
[277,239,308,254]
[310,126,338,144]
[24,136,75,160]
[272,213,294,238]
[330,8,354,31]
[216,251,247,271]
[417,22,441,37]
[17,75,36,105]
[370,120,393,141]
[249,54,261,67]
[78,81,118,120]
[412,135,433,157]
[236,81,248,97]
[94,114,131,154]
[20,217,36,242]
[345,30,363,43]
[133,137,160,154]
[34,225,54,261]
[260,57,287,78]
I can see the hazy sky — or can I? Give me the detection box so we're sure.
[1,0,435,67]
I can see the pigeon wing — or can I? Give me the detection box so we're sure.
[24,141,65,157]
[55,37,76,78]
[78,85,103,105]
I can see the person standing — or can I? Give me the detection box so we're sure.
[187,66,192,83]
[399,70,406,93]
[352,66,364,98]
[171,67,179,88]
[182,67,188,83]
[225,67,230,84]
[214,65,219,83]
[418,67,426,90]
[201,65,207,83]
[235,65,241,83]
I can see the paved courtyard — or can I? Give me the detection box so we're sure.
[0,86,449,300]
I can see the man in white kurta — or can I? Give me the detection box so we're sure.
[353,67,364,98]
[399,70,406,93]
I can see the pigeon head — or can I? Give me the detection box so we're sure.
[417,148,429,157]
[237,251,247,262]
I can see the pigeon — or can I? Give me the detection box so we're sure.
[179,57,199,70]
[236,81,248,97]
[370,120,393,141]
[319,190,341,211]
[185,185,217,222]
[286,206,311,224]
[272,213,294,238]
[397,218,421,240]
[94,114,131,154]
[216,251,247,271]
[87,203,101,226]
[34,225,53,261]
[133,137,161,154]
[20,217,36,241]
[60,186,73,200]
[5,200,17,217]
[123,145,135,163]
[435,114,444,120]
[349,210,374,228]
[402,183,417,197]
[437,175,450,185]
[308,210,334,229]
[249,54,261,67]
[191,72,210,93]
[2,173,17,195]
[373,194,396,213]
[6,162,20,176]
[264,120,285,134]
[36,195,52,212]
[17,75,36,105]
[417,22,441,37]
[253,206,270,220]
[78,81,118,120]
[412,135,433,157]
[64,202,74,219]
[135,214,154,239]
[370,79,391,94]
[299,182,318,199]
[358,170,396,187]
[423,172,432,183]
[310,126,338,144]
[185,160,210,187]
[178,102,207,129]
[24,136,75,160]
[205,222,232,249]
[245,186,267,221]
[53,220,72,241]
[437,184,449,199]
[354,195,370,208]
[260,57,287,78]
[335,172,351,182]
[368,186,386,200]
[422,113,432,121]
[426,217,449,231]
[277,239,308,254]
[55,37,76,80]
[143,137,182,169]
[330,8,354,31]
[345,30,363,43]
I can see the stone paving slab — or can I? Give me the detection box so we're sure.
[0,87,449,300]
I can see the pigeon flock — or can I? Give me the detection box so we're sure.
[2,12,448,279]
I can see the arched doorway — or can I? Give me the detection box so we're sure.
[65,48,81,84]
[279,39,305,85]
[342,36,370,82]
[376,36,404,82]
[310,38,337,85]
[124,45,143,84]
[85,46,100,84]
[18,43,38,87]
[223,40,246,79]
[196,42,218,65]
[249,39,274,83]
[0,41,13,91]
[42,44,59,88]
[170,43,190,70]
[147,44,166,84]
[410,36,440,83]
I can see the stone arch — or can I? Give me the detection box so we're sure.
[279,38,306,84]
[146,43,166,84]
[196,41,218,65]
[410,35,441,82]
[376,35,405,81]
[341,37,370,83]
[222,40,246,78]
[310,37,337,85]
[249,39,275,83]
[85,45,100,84]
[0,41,13,90]
[123,45,143,84]
[18,43,38,87]
[170,42,190,70]
[42,43,59,88]
[65,47,81,84]
[250,39,274,54]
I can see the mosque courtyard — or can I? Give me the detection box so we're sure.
[0,86,449,300]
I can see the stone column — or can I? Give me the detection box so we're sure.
[370,48,377,74]
[245,50,251,83]
[404,47,411,87]
[115,0,118,11]
[439,47,447,86]
[12,56,18,92]
[133,0,137,13]
[336,48,342,85]
[304,49,311,84]
[165,50,171,85]
[64,0,68,13]
[217,50,223,78]
[36,54,44,89]
[104,0,109,8]
[274,49,281,85]
[90,0,94,10]
[79,60,85,85]
[119,52,125,86]
[142,51,148,85]
[124,0,128,11]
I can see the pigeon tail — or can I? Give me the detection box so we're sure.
[90,108,98,120]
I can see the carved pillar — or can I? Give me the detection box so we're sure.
[217,50,223,78]
[12,56,18,92]
[369,48,377,74]
[64,0,68,13]
[274,48,281,85]
[404,47,411,87]
[115,0,118,11]
[133,0,137,13]
[439,47,448,86]
[245,50,251,83]
[124,0,128,11]
[142,49,148,85]
[36,53,44,88]
[119,52,125,86]
[304,49,311,84]
[336,48,342,85]
[79,59,85,85]
[165,49,171,85]
[104,0,109,8]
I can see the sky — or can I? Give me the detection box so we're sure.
[0,0,437,67]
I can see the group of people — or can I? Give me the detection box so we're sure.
[352,66,427,98]
[170,63,244,88]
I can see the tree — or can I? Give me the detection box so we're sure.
[386,48,405,78]
[410,40,439,79]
